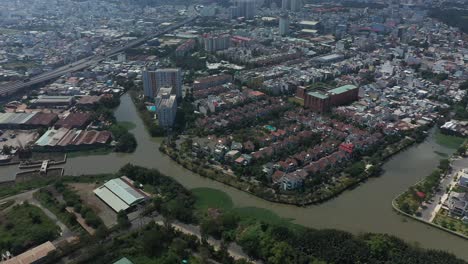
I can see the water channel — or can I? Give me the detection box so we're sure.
[1,93,467,259]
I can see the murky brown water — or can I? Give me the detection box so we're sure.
[1,93,466,259]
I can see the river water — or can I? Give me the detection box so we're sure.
[1,93,467,259]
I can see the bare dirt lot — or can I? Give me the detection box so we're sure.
[68,183,117,228]
[0,130,39,148]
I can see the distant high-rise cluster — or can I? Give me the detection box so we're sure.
[231,0,256,19]
[282,0,302,12]
[202,33,231,52]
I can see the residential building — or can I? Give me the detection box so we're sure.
[155,68,183,98]
[202,33,231,52]
[297,85,359,112]
[279,15,290,36]
[156,88,178,128]
[142,70,157,98]
[193,74,233,90]
[290,0,302,12]
[232,0,256,19]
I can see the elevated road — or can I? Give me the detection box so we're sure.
[0,16,197,98]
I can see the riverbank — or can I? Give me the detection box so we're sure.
[392,190,468,241]
[2,93,468,260]
[392,145,468,240]
[160,135,417,206]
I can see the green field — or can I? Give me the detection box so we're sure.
[192,187,233,211]
[233,207,295,226]
[192,188,296,226]
[0,203,59,254]
[435,130,465,149]
[118,121,137,131]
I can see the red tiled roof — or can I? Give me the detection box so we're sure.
[55,112,91,129]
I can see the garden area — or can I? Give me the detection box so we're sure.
[435,130,465,149]
[0,203,60,255]
[433,209,468,236]
[395,159,451,215]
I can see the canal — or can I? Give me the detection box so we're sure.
[1,93,467,259]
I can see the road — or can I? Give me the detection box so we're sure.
[0,16,198,98]
[420,157,468,222]
[128,211,261,263]
[0,189,75,244]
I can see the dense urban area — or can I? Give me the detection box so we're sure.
[0,0,467,263]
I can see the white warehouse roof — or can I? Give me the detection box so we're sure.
[94,177,146,212]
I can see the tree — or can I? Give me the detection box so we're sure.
[267,241,296,264]
[117,211,131,229]
[346,162,366,178]
[2,145,12,155]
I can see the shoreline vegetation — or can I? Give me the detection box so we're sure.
[7,165,464,264]
[129,87,429,206]
[393,140,468,240]
[160,135,416,206]
[0,164,466,263]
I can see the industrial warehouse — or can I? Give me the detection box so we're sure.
[35,127,112,150]
[93,177,148,212]
[0,112,58,129]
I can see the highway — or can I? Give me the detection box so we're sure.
[0,16,197,98]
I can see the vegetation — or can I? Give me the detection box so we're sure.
[110,123,137,153]
[193,188,233,211]
[65,220,244,264]
[196,201,466,264]
[435,130,465,149]
[119,164,196,223]
[131,92,166,137]
[66,148,113,158]
[420,71,449,85]
[117,121,136,131]
[0,203,60,255]
[433,210,468,236]
[396,159,450,215]
[430,8,468,34]
[34,188,80,228]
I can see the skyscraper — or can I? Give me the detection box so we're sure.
[202,34,231,52]
[290,0,302,12]
[281,0,289,10]
[142,70,157,98]
[155,68,183,98]
[142,69,182,99]
[233,0,256,19]
[155,87,177,128]
[279,15,290,36]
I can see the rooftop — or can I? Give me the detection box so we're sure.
[329,85,358,95]
[307,91,329,99]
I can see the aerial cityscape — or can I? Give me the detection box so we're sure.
[0,0,467,263]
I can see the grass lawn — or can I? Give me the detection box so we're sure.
[118,121,137,131]
[435,130,465,149]
[233,207,295,226]
[67,148,113,158]
[0,203,59,254]
[192,187,233,211]
[192,188,298,228]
